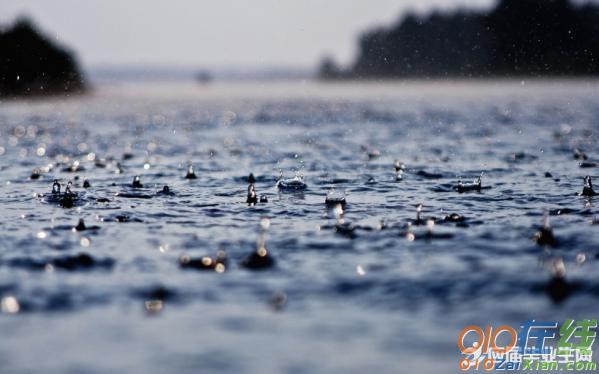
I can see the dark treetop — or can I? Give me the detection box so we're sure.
[320,0,599,79]
[0,18,86,97]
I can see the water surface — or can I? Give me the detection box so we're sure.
[0,80,598,373]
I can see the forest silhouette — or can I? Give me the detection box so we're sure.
[0,18,85,97]
[320,0,599,79]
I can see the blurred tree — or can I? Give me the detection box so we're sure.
[0,17,86,97]
[332,0,599,78]
[318,55,342,79]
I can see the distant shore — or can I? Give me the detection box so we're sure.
[320,0,599,80]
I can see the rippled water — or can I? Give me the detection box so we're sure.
[0,80,598,373]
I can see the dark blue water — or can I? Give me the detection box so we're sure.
[0,80,597,373]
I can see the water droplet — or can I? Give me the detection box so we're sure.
[356,265,366,276]
[333,204,344,221]
[426,219,435,232]
[1,296,20,314]
[144,300,164,314]
[551,258,566,278]
[215,263,226,273]
[576,253,586,265]
[77,143,88,152]
[260,217,271,231]
[406,223,415,241]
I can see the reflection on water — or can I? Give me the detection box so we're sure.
[0,80,598,373]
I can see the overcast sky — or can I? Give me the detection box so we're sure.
[0,0,495,69]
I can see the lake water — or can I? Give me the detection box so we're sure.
[0,80,598,373]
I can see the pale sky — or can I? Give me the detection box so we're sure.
[0,0,495,69]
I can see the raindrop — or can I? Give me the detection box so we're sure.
[1,296,20,314]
